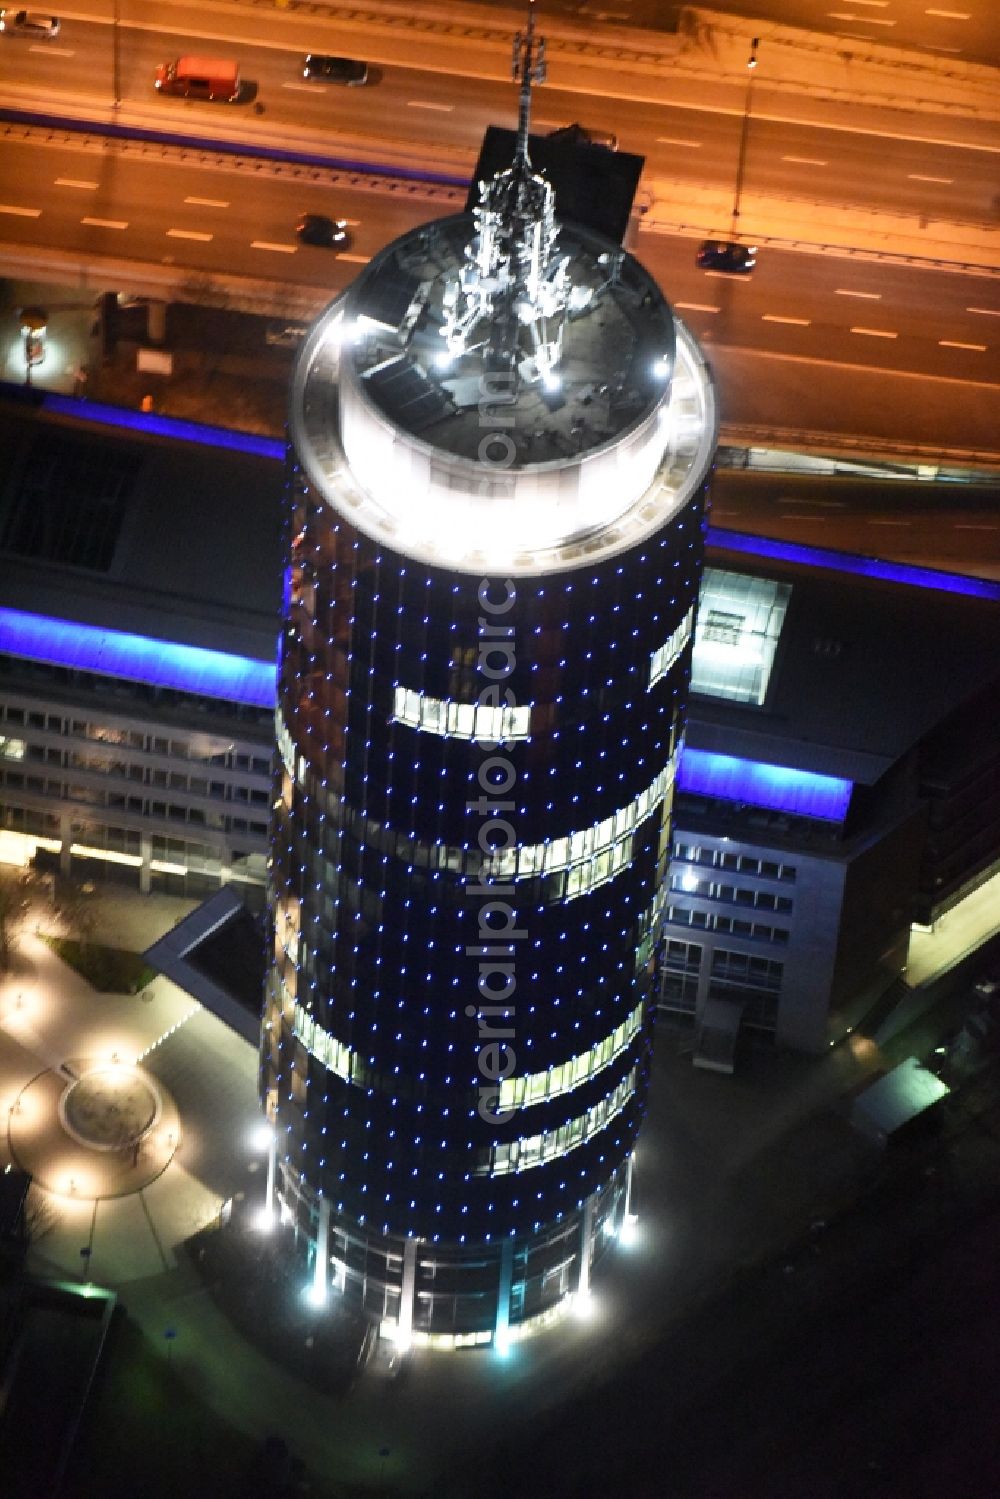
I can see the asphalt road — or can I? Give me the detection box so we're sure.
[1,129,996,453]
[2,19,997,225]
[461,0,1000,69]
[0,9,996,455]
[711,472,1000,577]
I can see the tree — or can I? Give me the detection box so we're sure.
[0,867,38,972]
[54,876,98,952]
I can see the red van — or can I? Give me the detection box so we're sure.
[155,56,240,102]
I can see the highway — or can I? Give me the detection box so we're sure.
[0,3,996,458]
[459,0,1000,68]
[711,471,1000,578]
[1,127,997,361]
[1,18,997,225]
[0,126,996,454]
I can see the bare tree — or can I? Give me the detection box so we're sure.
[53,877,98,953]
[0,867,39,972]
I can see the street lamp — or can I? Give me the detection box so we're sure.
[18,306,48,387]
[730,37,759,237]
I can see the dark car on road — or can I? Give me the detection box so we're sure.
[296,213,349,248]
[547,121,618,151]
[0,9,60,35]
[696,239,757,275]
[303,54,368,85]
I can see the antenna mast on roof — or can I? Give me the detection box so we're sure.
[512,0,546,170]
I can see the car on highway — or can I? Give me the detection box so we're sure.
[696,239,757,275]
[0,9,61,36]
[303,54,368,85]
[265,323,309,348]
[155,56,241,103]
[547,122,618,151]
[296,213,349,248]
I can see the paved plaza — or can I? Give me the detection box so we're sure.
[0,882,970,1494]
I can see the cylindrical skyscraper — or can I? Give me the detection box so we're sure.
[261,64,716,1347]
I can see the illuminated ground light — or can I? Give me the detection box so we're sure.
[572,1288,596,1321]
[252,1121,274,1152]
[256,1205,275,1232]
[303,1281,328,1310]
[618,1213,640,1247]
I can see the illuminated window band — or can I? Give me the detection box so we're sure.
[478,756,677,883]
[648,605,695,689]
[0,607,277,709]
[293,1002,368,1089]
[634,886,667,974]
[707,528,1000,603]
[393,687,531,742]
[291,994,643,1114]
[326,754,677,901]
[677,747,852,822]
[275,707,298,783]
[498,999,644,1111]
[486,1068,637,1176]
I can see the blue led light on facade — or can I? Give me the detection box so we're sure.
[0,607,277,708]
[677,746,852,822]
[707,527,1000,603]
[43,394,285,462]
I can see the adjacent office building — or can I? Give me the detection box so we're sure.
[664,547,1000,1066]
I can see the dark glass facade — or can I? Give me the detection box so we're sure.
[261,461,708,1340]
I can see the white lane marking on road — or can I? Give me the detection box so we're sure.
[850,326,897,338]
[656,136,702,147]
[185,196,229,208]
[342,219,361,226]
[851,1,890,7]
[283,82,319,92]
[925,8,970,17]
[719,344,995,391]
[861,16,897,24]
[782,155,828,165]
[675,303,720,314]
[0,204,41,217]
[908,172,953,183]
[939,340,987,351]
[31,44,73,55]
[407,101,454,112]
[967,307,1000,317]
[167,229,213,242]
[55,178,97,190]
[953,523,998,530]
[82,216,127,229]
[868,519,911,526]
[762,314,811,325]
[338,252,370,263]
[251,241,297,254]
[780,514,825,521]
[836,289,881,299]
[777,498,847,508]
